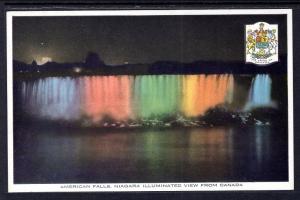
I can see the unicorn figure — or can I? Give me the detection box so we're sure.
[266,29,278,55]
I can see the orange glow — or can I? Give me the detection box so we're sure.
[83,76,132,122]
[182,75,233,117]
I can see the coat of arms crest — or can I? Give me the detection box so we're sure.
[245,22,278,65]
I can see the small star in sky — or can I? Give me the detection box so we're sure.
[40,42,47,46]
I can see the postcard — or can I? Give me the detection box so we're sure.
[6,9,293,192]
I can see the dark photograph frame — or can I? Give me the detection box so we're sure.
[0,1,300,200]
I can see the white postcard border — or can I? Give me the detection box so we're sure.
[6,9,294,192]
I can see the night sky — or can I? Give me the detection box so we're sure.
[13,15,287,65]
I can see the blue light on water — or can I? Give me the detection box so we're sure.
[244,74,274,110]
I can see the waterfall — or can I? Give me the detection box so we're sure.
[244,74,274,110]
[83,76,132,122]
[20,74,235,122]
[133,75,181,119]
[21,77,84,120]
[181,74,234,117]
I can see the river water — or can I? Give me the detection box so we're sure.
[14,125,288,183]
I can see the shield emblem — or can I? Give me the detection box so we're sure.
[256,41,269,49]
[245,22,278,65]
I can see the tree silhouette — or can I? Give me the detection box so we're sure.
[32,60,37,66]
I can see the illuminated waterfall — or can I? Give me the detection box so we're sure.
[244,74,273,110]
[181,74,234,117]
[83,76,132,122]
[20,74,235,122]
[21,77,84,120]
[132,75,181,119]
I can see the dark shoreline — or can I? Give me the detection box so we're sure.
[13,55,287,79]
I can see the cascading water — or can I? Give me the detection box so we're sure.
[244,74,274,110]
[21,77,84,120]
[20,74,234,123]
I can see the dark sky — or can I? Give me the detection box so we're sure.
[13,15,287,65]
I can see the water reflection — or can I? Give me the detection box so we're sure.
[14,126,287,183]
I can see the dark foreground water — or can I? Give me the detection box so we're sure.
[14,126,288,183]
